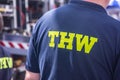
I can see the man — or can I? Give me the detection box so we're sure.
[0,13,13,80]
[25,0,120,80]
[0,46,13,80]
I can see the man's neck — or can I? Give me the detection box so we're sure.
[84,0,109,8]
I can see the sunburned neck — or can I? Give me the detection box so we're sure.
[84,0,109,8]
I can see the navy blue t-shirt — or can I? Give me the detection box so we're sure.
[0,46,13,80]
[26,0,120,80]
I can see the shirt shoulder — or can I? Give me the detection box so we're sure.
[0,46,10,57]
[106,15,120,31]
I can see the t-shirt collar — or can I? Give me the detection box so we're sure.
[69,0,107,14]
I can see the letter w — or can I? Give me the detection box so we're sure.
[76,34,98,54]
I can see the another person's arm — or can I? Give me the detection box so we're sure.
[25,70,40,80]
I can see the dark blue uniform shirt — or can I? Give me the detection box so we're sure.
[0,46,13,80]
[26,0,120,80]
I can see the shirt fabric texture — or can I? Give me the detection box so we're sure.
[26,0,120,80]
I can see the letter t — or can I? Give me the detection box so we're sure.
[48,31,59,47]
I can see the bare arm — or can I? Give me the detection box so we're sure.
[25,70,40,80]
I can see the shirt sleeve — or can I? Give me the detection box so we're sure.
[25,38,40,73]
[25,10,54,73]
[25,21,41,73]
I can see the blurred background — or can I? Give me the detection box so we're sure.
[0,0,120,80]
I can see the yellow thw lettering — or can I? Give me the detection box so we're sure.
[76,34,98,54]
[0,58,7,69]
[3,58,8,69]
[48,31,59,47]
[6,57,13,68]
[58,32,75,50]
[0,57,13,69]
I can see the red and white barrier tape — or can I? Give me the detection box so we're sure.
[0,40,29,50]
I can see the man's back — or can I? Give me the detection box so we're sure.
[0,46,13,80]
[26,1,120,80]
